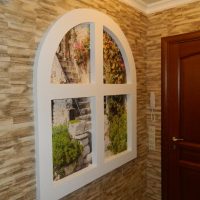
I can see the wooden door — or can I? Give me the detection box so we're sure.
[162,31,200,200]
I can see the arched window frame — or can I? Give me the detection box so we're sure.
[34,9,137,200]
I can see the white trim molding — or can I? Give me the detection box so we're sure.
[147,0,199,14]
[120,0,200,14]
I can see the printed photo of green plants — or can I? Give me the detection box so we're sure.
[51,97,92,181]
[51,23,90,84]
[103,30,126,84]
[104,95,127,157]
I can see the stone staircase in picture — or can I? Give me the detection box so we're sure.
[57,57,92,168]
[75,97,92,130]
[68,97,92,168]
[60,60,80,83]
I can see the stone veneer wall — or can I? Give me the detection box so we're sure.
[3,0,199,199]
[0,0,148,199]
[146,1,200,200]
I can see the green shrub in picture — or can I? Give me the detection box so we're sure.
[107,95,125,118]
[52,125,83,173]
[108,113,127,154]
[68,119,80,124]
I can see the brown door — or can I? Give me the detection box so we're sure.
[162,31,200,200]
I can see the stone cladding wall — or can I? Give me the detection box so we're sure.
[2,0,200,199]
[0,0,148,199]
[146,1,200,200]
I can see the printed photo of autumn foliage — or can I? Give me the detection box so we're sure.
[103,30,126,84]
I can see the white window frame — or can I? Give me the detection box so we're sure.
[34,8,137,200]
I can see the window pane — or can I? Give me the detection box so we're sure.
[51,23,90,84]
[104,95,127,158]
[51,97,92,181]
[103,30,126,84]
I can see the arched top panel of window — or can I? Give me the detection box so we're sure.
[103,30,126,84]
[51,23,91,84]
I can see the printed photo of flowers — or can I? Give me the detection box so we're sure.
[51,23,90,84]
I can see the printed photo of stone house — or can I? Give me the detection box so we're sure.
[51,97,92,181]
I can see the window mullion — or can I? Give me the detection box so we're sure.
[93,23,104,166]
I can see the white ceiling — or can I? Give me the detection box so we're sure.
[120,0,199,14]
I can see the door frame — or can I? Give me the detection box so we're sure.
[161,30,200,200]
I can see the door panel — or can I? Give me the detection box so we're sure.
[162,31,200,200]
[180,142,200,163]
[180,55,200,142]
[180,167,200,200]
[180,39,200,57]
